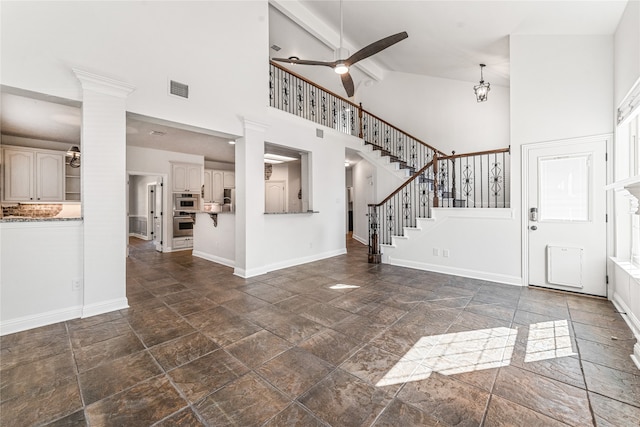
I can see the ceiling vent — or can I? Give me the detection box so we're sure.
[169,80,189,99]
[316,128,324,138]
[270,44,281,52]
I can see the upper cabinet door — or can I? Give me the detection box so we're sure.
[3,149,35,201]
[212,170,224,202]
[203,169,213,202]
[36,152,64,201]
[223,171,235,188]
[172,163,202,193]
[187,165,202,193]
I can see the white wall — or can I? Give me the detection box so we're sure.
[352,159,376,244]
[193,212,235,267]
[258,109,348,271]
[358,71,511,154]
[614,0,640,106]
[0,1,268,137]
[1,221,83,334]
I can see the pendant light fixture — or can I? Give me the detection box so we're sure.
[66,145,81,168]
[473,64,490,103]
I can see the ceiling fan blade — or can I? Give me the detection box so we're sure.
[341,72,355,97]
[272,57,336,68]
[345,31,408,66]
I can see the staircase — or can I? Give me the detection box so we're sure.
[269,61,511,263]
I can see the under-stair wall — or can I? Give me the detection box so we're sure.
[381,208,521,285]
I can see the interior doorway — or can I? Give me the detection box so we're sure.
[127,173,166,254]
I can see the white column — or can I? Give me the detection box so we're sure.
[234,119,268,277]
[73,69,135,318]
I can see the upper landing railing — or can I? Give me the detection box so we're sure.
[269,61,445,174]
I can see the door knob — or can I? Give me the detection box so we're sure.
[530,225,537,231]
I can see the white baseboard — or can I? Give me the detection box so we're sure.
[352,234,368,246]
[82,297,129,318]
[234,248,347,278]
[386,256,523,286]
[1,305,82,336]
[128,233,149,240]
[192,250,235,268]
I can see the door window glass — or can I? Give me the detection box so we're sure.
[538,154,590,221]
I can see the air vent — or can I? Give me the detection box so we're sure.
[169,80,189,99]
[316,128,324,138]
[270,44,281,52]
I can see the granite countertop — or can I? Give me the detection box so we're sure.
[0,216,83,223]
[264,211,319,215]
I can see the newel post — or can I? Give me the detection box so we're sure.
[433,152,439,208]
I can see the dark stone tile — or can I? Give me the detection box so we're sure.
[0,375,82,427]
[331,314,388,342]
[582,360,640,406]
[397,372,489,426]
[85,376,186,426]
[464,302,515,322]
[195,372,290,426]
[256,347,334,398]
[225,330,291,369]
[159,290,201,305]
[359,302,407,324]
[577,337,637,374]
[566,295,614,313]
[44,410,87,426]
[134,318,196,348]
[124,305,182,331]
[241,283,296,303]
[589,391,640,426]
[370,323,425,357]
[340,343,405,394]
[168,296,217,316]
[450,310,512,330]
[483,394,568,427]
[298,328,363,365]
[79,350,162,405]
[517,299,570,319]
[275,294,319,314]
[69,318,132,350]
[168,349,248,403]
[263,313,325,345]
[263,403,327,427]
[299,302,352,327]
[298,369,392,426]
[73,331,145,372]
[570,308,630,331]
[154,407,205,426]
[147,282,188,297]
[0,323,70,371]
[493,365,592,426]
[149,332,219,371]
[372,399,441,427]
[222,293,271,314]
[0,351,76,402]
[66,311,123,332]
[572,322,635,348]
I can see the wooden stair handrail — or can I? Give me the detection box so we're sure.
[360,108,446,157]
[370,159,435,207]
[439,146,510,160]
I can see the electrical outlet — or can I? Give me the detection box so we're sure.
[443,249,450,258]
[71,279,82,291]
[432,248,440,256]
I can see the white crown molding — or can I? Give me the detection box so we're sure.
[72,68,136,98]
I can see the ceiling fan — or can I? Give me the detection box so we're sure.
[272,1,408,98]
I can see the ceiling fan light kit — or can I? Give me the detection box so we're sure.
[474,63,491,102]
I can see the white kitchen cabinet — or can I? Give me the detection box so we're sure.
[173,237,193,250]
[3,147,64,202]
[223,171,235,188]
[172,163,202,193]
[203,169,225,202]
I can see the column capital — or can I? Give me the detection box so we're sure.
[243,118,269,133]
[73,68,136,98]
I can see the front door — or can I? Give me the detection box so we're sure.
[525,136,609,296]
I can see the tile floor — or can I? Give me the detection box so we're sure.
[1,237,639,426]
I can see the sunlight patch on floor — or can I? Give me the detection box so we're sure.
[330,284,360,290]
[376,327,518,387]
[524,320,576,362]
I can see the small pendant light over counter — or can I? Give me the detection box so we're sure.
[67,145,81,168]
[473,64,490,103]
